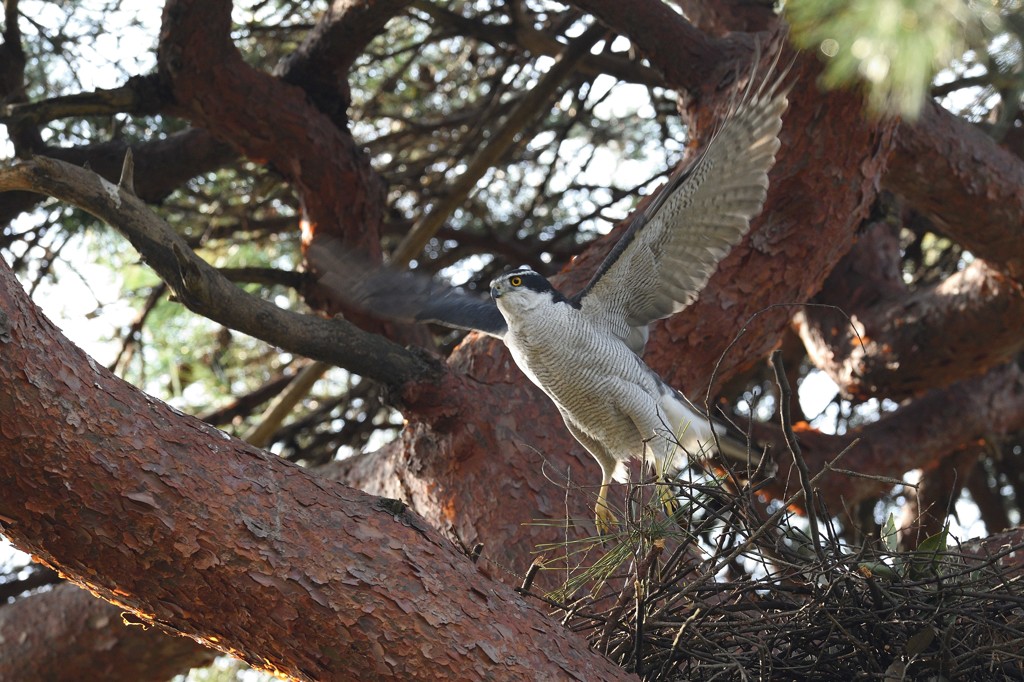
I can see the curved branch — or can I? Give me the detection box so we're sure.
[761,361,1024,509]
[797,222,1024,399]
[158,0,386,251]
[0,75,166,126]
[277,0,413,123]
[885,100,1024,282]
[0,156,432,389]
[0,128,237,230]
[0,256,630,681]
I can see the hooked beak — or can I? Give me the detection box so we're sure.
[490,281,505,300]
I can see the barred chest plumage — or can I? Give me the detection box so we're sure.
[498,297,658,440]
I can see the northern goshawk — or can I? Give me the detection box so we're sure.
[313,56,788,534]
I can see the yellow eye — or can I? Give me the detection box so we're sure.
[510,276,522,287]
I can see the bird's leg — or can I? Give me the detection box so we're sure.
[594,476,617,538]
[654,454,680,521]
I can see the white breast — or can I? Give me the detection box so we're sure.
[497,294,716,476]
[500,299,655,439]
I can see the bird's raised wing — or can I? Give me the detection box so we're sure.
[308,243,507,338]
[572,54,790,354]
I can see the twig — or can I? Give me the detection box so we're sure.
[770,349,824,562]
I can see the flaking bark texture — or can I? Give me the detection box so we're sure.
[0,260,630,681]
[334,337,602,590]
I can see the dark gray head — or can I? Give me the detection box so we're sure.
[490,266,550,297]
[490,266,576,310]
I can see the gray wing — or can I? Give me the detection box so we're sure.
[308,243,507,338]
[572,55,789,354]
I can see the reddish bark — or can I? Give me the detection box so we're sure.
[798,222,1024,399]
[158,0,387,252]
[279,0,412,123]
[0,583,215,682]
[0,259,630,681]
[335,37,900,579]
[3,0,1024,676]
[761,361,1024,509]
[886,101,1024,282]
[671,0,777,36]
[334,338,601,588]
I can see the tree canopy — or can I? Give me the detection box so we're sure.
[3,0,1024,680]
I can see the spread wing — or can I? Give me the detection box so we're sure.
[572,55,790,354]
[308,243,507,338]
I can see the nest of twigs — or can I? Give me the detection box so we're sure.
[521,454,1024,681]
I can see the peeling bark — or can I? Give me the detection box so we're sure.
[4,0,1024,675]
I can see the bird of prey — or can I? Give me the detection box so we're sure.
[312,57,788,535]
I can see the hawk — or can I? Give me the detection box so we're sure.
[313,57,788,535]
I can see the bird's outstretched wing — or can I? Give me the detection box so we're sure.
[572,52,790,354]
[308,243,507,338]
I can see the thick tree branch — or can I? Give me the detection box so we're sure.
[572,0,733,95]
[277,0,412,124]
[0,583,215,682]
[0,75,166,126]
[797,221,1024,399]
[411,0,663,86]
[159,0,385,252]
[762,361,1024,509]
[0,156,432,389]
[0,257,631,681]
[625,0,1024,287]
[885,100,1024,282]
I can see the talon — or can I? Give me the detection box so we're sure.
[658,480,680,521]
[595,501,617,538]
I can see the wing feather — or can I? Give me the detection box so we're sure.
[308,243,507,338]
[572,51,790,354]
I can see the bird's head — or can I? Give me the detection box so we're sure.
[490,266,569,314]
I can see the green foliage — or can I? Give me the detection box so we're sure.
[862,513,953,579]
[786,0,1003,116]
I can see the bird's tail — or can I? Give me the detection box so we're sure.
[713,429,757,465]
[664,388,763,470]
